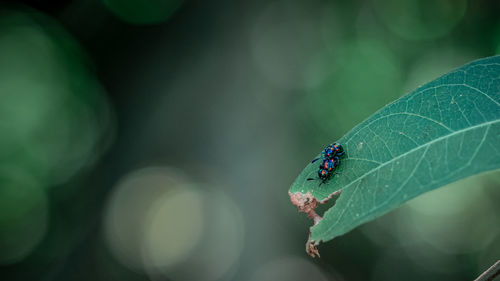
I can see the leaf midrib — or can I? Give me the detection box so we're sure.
[314,118,499,237]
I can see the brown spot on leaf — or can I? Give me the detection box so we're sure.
[306,239,320,258]
[289,189,342,258]
[289,191,321,222]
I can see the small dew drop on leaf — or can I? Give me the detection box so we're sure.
[357,142,364,150]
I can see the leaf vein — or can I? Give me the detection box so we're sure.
[318,119,499,234]
[346,157,382,165]
[466,124,491,167]
[345,112,454,147]
[374,145,430,210]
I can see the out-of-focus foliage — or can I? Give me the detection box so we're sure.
[373,0,467,41]
[0,8,112,265]
[103,167,244,281]
[0,169,48,264]
[0,10,112,186]
[306,38,403,133]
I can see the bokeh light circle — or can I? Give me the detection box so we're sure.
[142,189,204,269]
[401,175,499,255]
[104,167,244,281]
[373,0,467,41]
[103,0,184,25]
[145,189,245,281]
[0,8,112,265]
[104,167,188,271]
[0,9,114,188]
[305,38,402,134]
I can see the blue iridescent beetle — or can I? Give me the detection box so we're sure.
[307,143,345,185]
[311,142,344,163]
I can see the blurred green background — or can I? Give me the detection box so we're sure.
[0,0,499,280]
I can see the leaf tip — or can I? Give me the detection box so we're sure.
[306,239,321,258]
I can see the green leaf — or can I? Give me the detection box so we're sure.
[289,55,500,255]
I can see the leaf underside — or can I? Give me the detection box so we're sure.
[290,55,500,244]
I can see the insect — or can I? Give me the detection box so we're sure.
[311,143,344,163]
[307,143,345,185]
[310,158,339,185]
[321,158,335,172]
